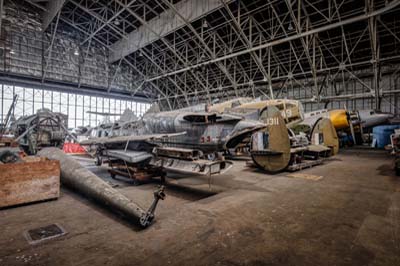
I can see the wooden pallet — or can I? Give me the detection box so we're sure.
[0,159,60,208]
[287,159,324,172]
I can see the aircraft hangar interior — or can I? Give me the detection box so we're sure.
[0,0,400,265]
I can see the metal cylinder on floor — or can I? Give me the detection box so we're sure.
[37,147,154,227]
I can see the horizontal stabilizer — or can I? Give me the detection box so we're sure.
[80,132,186,145]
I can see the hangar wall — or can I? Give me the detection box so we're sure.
[0,84,151,128]
[281,68,400,114]
[0,2,141,96]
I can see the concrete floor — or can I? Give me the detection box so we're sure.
[0,148,399,266]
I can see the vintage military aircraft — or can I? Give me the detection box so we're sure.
[226,99,338,153]
[232,98,305,127]
[207,97,253,113]
[304,108,394,130]
[304,108,394,145]
[80,107,266,179]
[88,109,139,139]
[249,106,333,173]
[357,109,394,129]
[198,98,337,172]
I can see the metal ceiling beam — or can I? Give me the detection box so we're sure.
[70,0,208,104]
[42,10,61,83]
[159,0,239,96]
[219,0,273,98]
[67,0,126,42]
[23,0,400,109]
[156,54,400,102]
[80,1,138,46]
[0,0,4,36]
[37,11,165,104]
[0,73,149,101]
[367,0,381,110]
[146,0,400,82]
[109,0,233,63]
[49,3,171,107]
[65,0,186,106]
[114,0,215,105]
[42,0,66,31]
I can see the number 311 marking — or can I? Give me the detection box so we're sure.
[265,117,279,126]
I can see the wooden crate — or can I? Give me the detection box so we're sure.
[0,159,60,208]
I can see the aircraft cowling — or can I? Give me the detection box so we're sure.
[223,120,266,149]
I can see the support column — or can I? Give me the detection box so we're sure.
[367,0,381,110]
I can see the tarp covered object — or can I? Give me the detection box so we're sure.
[63,143,86,154]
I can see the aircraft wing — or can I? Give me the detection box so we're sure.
[80,132,186,145]
[105,150,153,164]
[86,111,121,116]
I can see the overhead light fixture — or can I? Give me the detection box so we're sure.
[288,23,293,31]
[10,49,15,54]
[202,20,208,28]
[74,49,79,56]
[114,19,120,26]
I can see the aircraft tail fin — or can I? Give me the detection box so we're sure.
[145,103,161,115]
[120,109,138,122]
